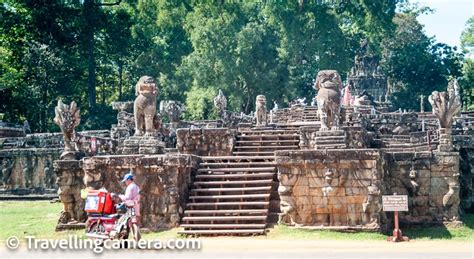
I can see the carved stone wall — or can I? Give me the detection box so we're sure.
[275,149,462,229]
[385,151,461,224]
[275,150,385,230]
[82,154,199,230]
[176,128,235,156]
[0,148,61,192]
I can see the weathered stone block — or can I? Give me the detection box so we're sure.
[346,195,366,204]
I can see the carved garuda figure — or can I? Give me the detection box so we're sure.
[443,180,460,221]
[213,89,227,116]
[428,79,461,129]
[134,76,161,136]
[314,70,343,130]
[255,95,267,127]
[54,100,80,158]
[1,159,14,189]
[160,100,185,124]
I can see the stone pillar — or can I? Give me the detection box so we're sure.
[438,128,454,152]
[54,158,86,230]
[420,95,425,113]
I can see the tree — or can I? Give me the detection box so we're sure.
[382,13,463,111]
[460,15,474,110]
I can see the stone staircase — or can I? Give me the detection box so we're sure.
[179,127,300,236]
[380,133,436,152]
[233,128,300,156]
[301,106,319,122]
[179,156,277,236]
[314,130,347,149]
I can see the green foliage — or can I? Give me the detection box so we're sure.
[460,16,474,55]
[1,201,473,242]
[382,13,463,111]
[184,86,216,120]
[460,16,474,111]
[0,0,467,131]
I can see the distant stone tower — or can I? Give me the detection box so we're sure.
[347,39,388,102]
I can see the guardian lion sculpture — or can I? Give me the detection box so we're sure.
[134,76,159,136]
[255,95,267,127]
[314,70,343,130]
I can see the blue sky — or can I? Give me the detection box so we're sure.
[416,0,473,49]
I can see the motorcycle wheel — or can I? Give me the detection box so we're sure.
[117,229,129,240]
[87,221,105,246]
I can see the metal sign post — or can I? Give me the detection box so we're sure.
[382,193,409,242]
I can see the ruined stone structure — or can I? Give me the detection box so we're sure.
[111,101,134,140]
[176,128,235,156]
[160,100,185,127]
[3,72,471,236]
[276,150,384,229]
[347,40,388,102]
[0,122,25,138]
[83,154,199,230]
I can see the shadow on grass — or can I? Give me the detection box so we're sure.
[398,213,474,240]
[402,225,453,240]
[461,213,474,228]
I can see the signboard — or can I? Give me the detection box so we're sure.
[382,195,408,212]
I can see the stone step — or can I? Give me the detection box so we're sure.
[315,130,345,137]
[234,145,299,150]
[199,162,276,167]
[315,144,347,149]
[201,156,275,161]
[189,194,270,200]
[314,139,346,145]
[193,179,273,186]
[178,229,265,235]
[180,224,266,229]
[195,173,275,180]
[232,151,276,156]
[236,140,299,144]
[184,209,268,215]
[197,167,275,173]
[191,186,271,193]
[314,135,347,141]
[238,130,298,134]
[182,215,267,222]
[237,135,299,139]
[186,201,269,207]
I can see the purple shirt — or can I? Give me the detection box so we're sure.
[119,182,141,216]
[119,182,140,202]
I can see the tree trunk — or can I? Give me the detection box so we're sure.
[101,70,106,105]
[118,61,123,100]
[84,0,96,110]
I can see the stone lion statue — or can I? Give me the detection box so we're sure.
[314,70,343,130]
[134,76,160,136]
[255,95,267,127]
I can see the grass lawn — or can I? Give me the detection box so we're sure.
[1,201,473,242]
